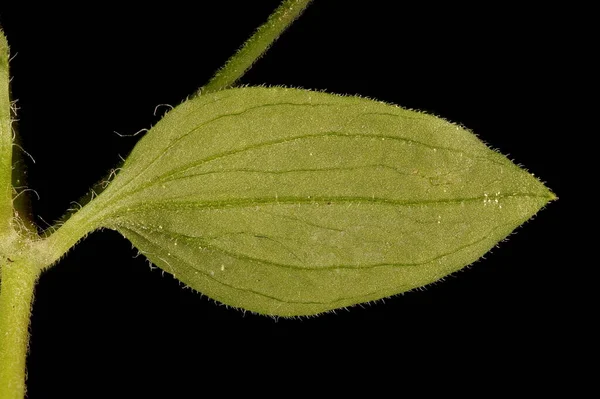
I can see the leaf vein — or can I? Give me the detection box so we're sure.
[108,193,549,219]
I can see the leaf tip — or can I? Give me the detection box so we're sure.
[539,180,558,205]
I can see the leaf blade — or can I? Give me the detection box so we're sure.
[96,87,554,316]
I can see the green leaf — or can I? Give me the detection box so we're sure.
[94,87,554,316]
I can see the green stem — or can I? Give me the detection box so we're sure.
[200,0,313,95]
[0,30,14,235]
[0,260,39,399]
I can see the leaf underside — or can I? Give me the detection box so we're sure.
[92,87,553,316]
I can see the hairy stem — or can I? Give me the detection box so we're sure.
[200,0,313,95]
[0,30,13,235]
[0,260,39,399]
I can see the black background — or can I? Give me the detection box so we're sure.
[1,1,571,397]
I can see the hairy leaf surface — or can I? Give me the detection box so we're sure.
[94,87,554,316]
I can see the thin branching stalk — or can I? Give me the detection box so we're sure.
[200,0,313,95]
